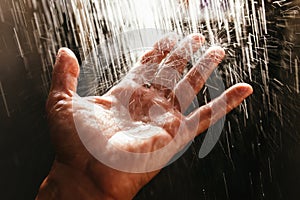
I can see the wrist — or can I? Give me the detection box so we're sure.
[36,161,108,200]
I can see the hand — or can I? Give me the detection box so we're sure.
[36,33,252,200]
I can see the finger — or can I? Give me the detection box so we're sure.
[152,33,205,92]
[173,46,225,112]
[186,83,253,135]
[128,33,178,85]
[140,33,178,65]
[50,48,80,95]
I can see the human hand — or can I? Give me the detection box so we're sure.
[36,33,252,200]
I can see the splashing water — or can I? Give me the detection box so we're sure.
[8,0,298,136]
[6,2,298,88]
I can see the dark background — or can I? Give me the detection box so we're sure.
[0,0,300,199]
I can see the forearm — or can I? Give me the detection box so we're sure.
[36,161,108,200]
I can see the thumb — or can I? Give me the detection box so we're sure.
[50,48,80,95]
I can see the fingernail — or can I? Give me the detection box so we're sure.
[57,48,76,59]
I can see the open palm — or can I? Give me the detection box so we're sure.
[39,33,252,200]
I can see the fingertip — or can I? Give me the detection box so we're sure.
[182,33,205,52]
[233,83,253,97]
[55,48,80,77]
[58,47,77,59]
[141,33,179,65]
[169,33,205,58]
[206,46,225,62]
[189,33,205,45]
[154,33,179,52]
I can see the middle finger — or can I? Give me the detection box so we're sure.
[151,33,205,94]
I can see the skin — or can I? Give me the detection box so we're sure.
[36,33,253,200]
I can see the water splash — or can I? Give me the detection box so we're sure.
[0,81,10,117]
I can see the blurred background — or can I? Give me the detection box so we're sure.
[0,0,299,199]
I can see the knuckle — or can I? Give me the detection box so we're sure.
[46,91,72,115]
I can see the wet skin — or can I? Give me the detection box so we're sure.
[36,33,252,200]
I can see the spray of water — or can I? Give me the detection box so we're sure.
[1,0,299,198]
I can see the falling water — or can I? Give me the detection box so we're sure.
[1,0,299,199]
[6,1,299,98]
